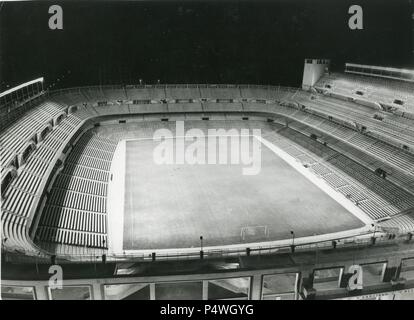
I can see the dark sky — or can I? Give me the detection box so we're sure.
[0,0,413,91]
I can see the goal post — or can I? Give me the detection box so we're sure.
[240,225,269,242]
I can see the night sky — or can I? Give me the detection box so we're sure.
[0,0,413,91]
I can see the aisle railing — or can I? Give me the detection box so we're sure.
[2,228,410,264]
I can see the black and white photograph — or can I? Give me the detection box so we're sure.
[1,0,414,305]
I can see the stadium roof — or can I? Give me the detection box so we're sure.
[0,77,44,99]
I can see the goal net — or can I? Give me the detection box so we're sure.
[240,225,269,242]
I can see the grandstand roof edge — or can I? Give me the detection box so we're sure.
[345,63,414,75]
[0,77,44,98]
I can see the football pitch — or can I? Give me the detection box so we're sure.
[122,135,365,250]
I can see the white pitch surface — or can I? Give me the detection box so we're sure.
[106,135,370,253]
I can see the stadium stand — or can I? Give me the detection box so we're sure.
[35,131,116,249]
[1,82,414,259]
[314,72,414,114]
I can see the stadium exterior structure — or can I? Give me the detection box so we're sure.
[2,65,414,299]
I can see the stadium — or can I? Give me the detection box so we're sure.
[2,59,414,300]
[2,0,414,301]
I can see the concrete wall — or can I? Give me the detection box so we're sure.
[302,59,330,91]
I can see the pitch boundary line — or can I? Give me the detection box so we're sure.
[256,135,373,226]
[113,134,374,255]
[106,140,126,254]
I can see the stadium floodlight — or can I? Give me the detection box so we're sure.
[290,231,296,253]
[290,230,295,253]
[200,236,204,259]
[102,239,106,256]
